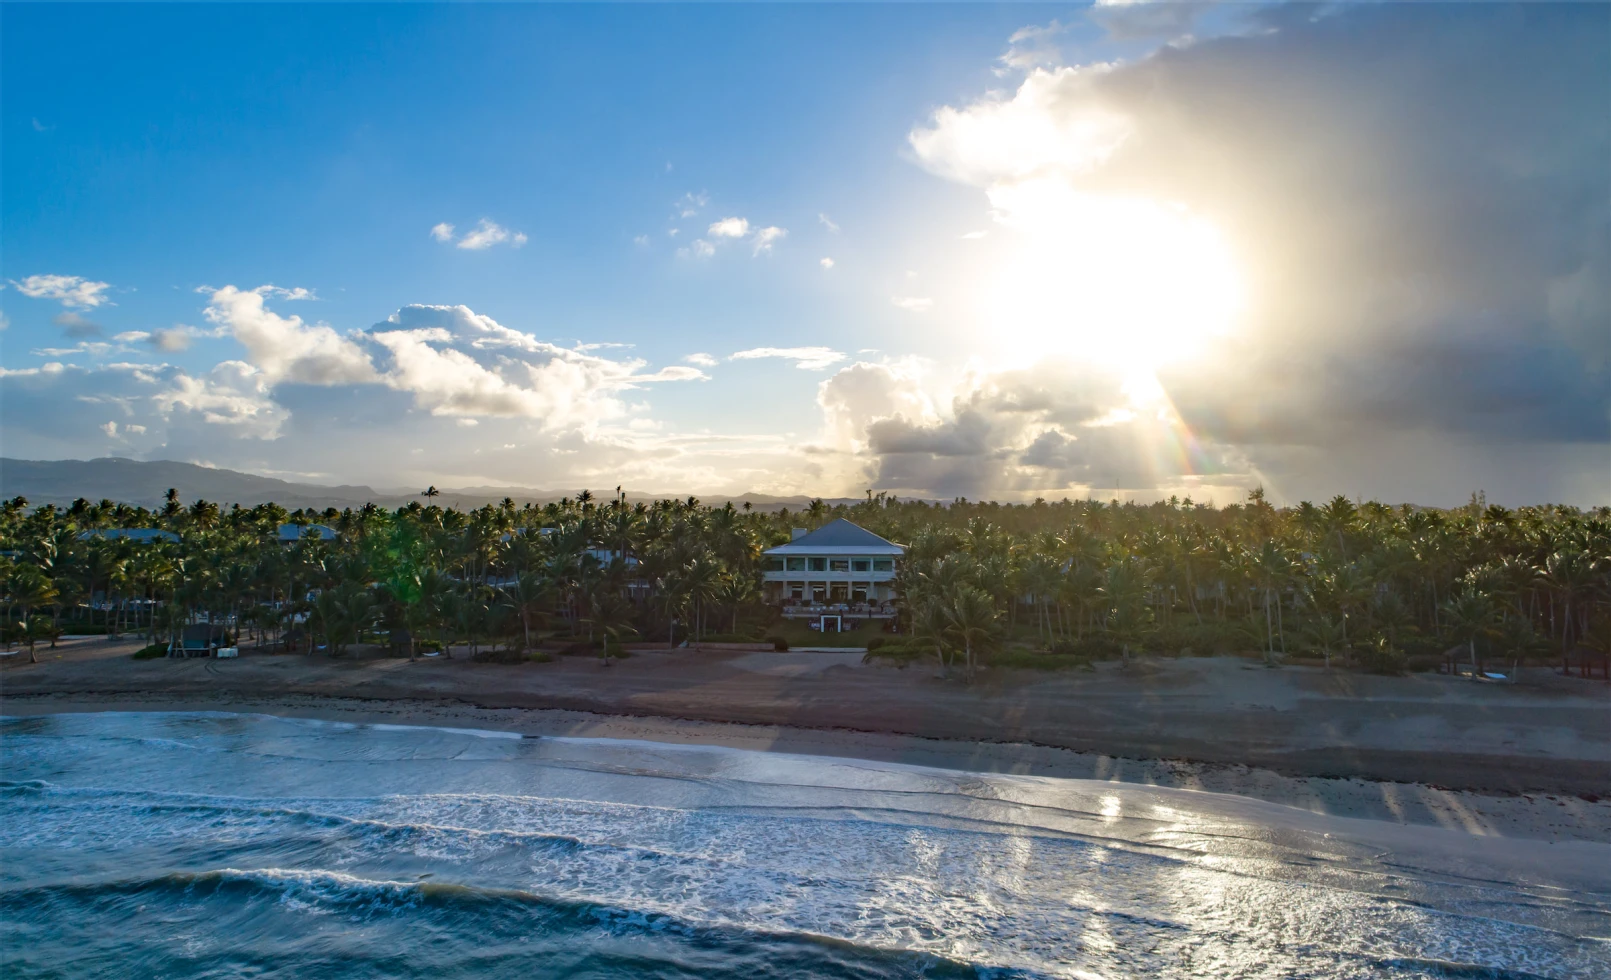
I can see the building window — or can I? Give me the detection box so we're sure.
[811,583,827,603]
[829,559,849,572]
[789,582,804,600]
[808,557,827,572]
[852,585,868,602]
[851,559,870,572]
[786,557,806,572]
[873,559,894,572]
[764,558,784,572]
[830,582,849,602]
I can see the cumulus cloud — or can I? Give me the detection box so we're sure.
[684,352,719,367]
[53,311,101,338]
[890,296,933,313]
[817,358,1251,499]
[12,274,113,309]
[909,3,1610,489]
[367,304,701,426]
[151,361,289,438]
[203,285,378,385]
[430,222,455,242]
[820,257,835,270]
[730,347,847,371]
[708,217,750,239]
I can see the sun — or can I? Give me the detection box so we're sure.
[974,188,1244,372]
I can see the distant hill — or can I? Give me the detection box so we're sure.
[0,457,863,513]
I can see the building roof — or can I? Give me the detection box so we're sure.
[764,518,905,556]
[278,523,339,542]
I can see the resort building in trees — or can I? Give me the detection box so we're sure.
[761,519,905,629]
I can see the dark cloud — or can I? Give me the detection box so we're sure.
[1076,3,1610,446]
[52,312,101,338]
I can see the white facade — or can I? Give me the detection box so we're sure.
[761,519,904,608]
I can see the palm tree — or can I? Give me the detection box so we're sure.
[911,595,954,678]
[1442,587,1498,677]
[504,571,552,651]
[1300,613,1347,670]
[941,584,996,682]
[1098,561,1152,665]
[10,566,58,663]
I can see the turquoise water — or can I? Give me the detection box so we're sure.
[2,712,1606,979]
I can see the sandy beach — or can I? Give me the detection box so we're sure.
[5,635,1608,843]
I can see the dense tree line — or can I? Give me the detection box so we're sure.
[1,487,1606,679]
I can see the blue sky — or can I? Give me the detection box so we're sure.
[3,3,1607,504]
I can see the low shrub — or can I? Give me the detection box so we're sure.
[1356,642,1407,676]
[131,643,168,660]
[987,648,1086,671]
[556,641,598,657]
[862,642,930,666]
[865,636,887,651]
[471,648,530,664]
[1048,636,1121,660]
[765,635,789,652]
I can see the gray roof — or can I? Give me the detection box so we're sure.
[278,523,338,541]
[764,519,904,555]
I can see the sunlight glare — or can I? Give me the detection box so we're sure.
[977,185,1244,371]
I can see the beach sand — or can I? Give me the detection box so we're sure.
[4,635,1608,843]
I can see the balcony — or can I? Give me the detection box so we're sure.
[778,600,897,620]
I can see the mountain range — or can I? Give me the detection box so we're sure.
[0,458,863,513]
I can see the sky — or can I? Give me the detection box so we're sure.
[2,2,1607,506]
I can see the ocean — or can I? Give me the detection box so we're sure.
[1,711,1605,979]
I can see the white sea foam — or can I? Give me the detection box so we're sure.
[2,711,1607,979]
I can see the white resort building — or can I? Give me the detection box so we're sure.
[761,519,905,630]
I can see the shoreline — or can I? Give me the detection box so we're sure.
[7,689,1609,844]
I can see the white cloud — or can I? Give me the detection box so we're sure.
[819,213,840,233]
[891,296,933,313]
[678,239,716,259]
[457,418,479,427]
[633,234,650,247]
[457,218,528,250]
[820,257,835,270]
[12,274,113,309]
[101,421,119,438]
[751,226,786,255]
[684,352,719,367]
[204,285,378,385]
[730,346,847,371]
[677,191,709,218]
[368,304,701,427]
[430,219,527,250]
[961,230,989,240]
[0,311,9,332]
[910,63,1131,188]
[708,217,750,239]
[152,361,290,439]
[700,217,788,255]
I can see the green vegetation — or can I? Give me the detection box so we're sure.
[0,488,1606,681]
[130,642,168,660]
